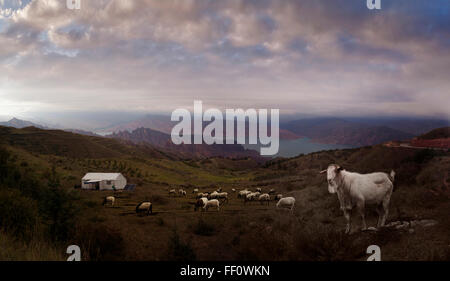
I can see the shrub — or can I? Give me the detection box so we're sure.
[73,223,125,261]
[165,229,196,261]
[192,218,216,236]
[0,189,38,239]
[292,224,363,261]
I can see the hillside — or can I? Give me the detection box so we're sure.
[416,127,450,140]
[108,127,262,159]
[282,118,414,146]
[0,126,172,160]
[0,126,448,261]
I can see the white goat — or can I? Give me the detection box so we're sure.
[320,164,395,233]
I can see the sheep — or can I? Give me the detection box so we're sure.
[178,189,186,197]
[258,193,271,205]
[196,192,209,199]
[192,188,199,193]
[256,187,262,192]
[169,189,176,196]
[275,194,283,201]
[268,189,276,195]
[216,187,222,192]
[208,191,219,199]
[276,197,295,213]
[204,199,220,212]
[231,188,236,192]
[194,197,208,211]
[102,196,115,207]
[244,192,260,204]
[238,189,251,198]
[136,201,152,216]
[216,192,228,203]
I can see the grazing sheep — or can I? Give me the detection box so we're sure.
[216,187,222,192]
[256,187,262,192]
[196,192,209,199]
[192,188,199,193]
[194,197,208,211]
[258,193,270,205]
[238,189,251,198]
[204,199,220,211]
[276,197,295,213]
[244,192,260,204]
[268,189,276,195]
[216,192,228,203]
[208,191,219,199]
[178,189,186,197]
[231,188,236,192]
[136,202,152,216]
[275,194,283,201]
[169,189,176,196]
[102,196,115,207]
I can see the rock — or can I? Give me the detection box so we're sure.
[419,219,438,227]
[386,221,402,227]
[395,222,410,230]
[366,227,378,232]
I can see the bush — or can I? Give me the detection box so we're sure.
[73,223,125,261]
[0,189,38,239]
[292,224,363,261]
[192,218,216,236]
[165,230,196,261]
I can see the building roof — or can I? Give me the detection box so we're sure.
[82,173,123,181]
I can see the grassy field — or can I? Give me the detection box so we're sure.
[0,126,449,261]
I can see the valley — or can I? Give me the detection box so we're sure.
[0,125,449,261]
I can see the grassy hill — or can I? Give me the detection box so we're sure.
[0,126,448,261]
[417,127,450,140]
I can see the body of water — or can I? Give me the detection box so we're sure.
[243,137,355,158]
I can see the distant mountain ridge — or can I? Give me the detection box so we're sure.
[0,117,99,137]
[0,117,47,129]
[108,127,262,159]
[99,115,447,147]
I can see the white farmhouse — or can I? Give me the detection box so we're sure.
[81,173,127,190]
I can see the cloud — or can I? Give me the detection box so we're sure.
[0,0,448,120]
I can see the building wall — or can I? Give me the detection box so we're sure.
[81,174,127,190]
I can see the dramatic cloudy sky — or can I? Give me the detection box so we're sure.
[0,0,449,124]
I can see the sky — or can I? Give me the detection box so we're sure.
[0,0,449,127]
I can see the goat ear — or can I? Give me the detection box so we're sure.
[319,169,327,174]
[337,166,344,172]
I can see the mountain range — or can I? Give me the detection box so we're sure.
[99,115,448,146]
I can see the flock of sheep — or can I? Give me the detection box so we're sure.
[186,186,295,213]
[101,186,296,216]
